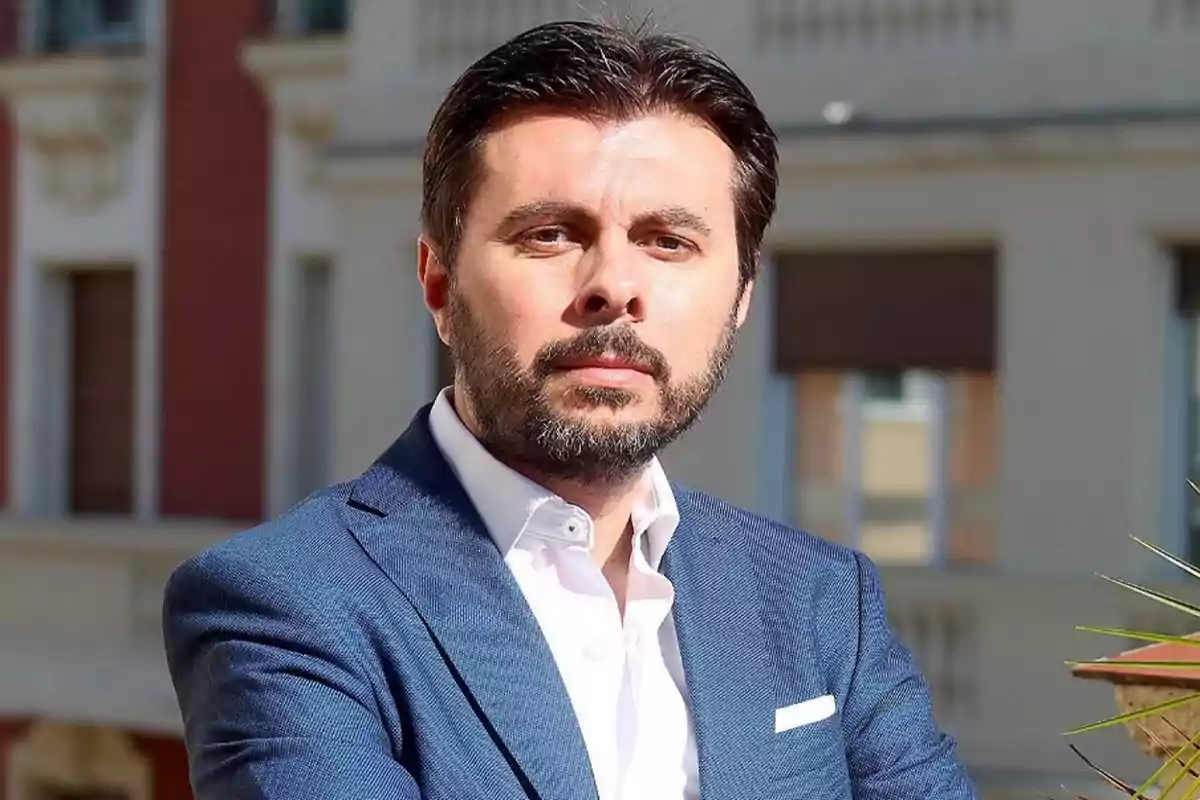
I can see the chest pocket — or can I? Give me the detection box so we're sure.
[769,703,852,798]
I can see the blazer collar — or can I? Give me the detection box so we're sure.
[343,406,775,800]
[344,406,599,800]
[664,490,775,800]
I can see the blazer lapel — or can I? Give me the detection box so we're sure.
[343,408,598,800]
[664,491,774,800]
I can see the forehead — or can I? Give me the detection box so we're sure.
[473,112,738,223]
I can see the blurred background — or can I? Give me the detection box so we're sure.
[1,0,1200,797]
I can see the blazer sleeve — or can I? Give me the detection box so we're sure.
[162,548,422,799]
[840,552,978,800]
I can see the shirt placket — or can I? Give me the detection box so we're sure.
[532,508,628,800]
[618,535,679,799]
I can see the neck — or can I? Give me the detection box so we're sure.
[532,469,641,568]
[450,387,645,568]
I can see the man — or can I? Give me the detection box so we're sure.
[163,18,976,800]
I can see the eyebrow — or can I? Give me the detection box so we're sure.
[495,200,586,237]
[494,200,713,238]
[643,206,713,237]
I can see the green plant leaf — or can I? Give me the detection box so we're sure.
[1096,574,1200,620]
[1063,519,1200,799]
[1132,720,1200,799]
[1064,690,1200,735]
[1154,750,1200,800]
[1076,626,1200,647]
[1131,535,1200,583]
[1167,766,1200,800]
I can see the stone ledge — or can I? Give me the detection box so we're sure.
[0,52,150,213]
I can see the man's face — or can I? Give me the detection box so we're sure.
[420,111,753,483]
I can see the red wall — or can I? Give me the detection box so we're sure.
[137,731,194,799]
[160,0,269,520]
[0,718,29,793]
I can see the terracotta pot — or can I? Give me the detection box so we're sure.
[1073,636,1200,760]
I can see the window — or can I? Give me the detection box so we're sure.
[864,372,906,404]
[792,369,997,566]
[289,256,333,503]
[269,0,349,36]
[776,250,998,566]
[29,0,142,54]
[21,266,139,516]
[66,269,136,515]
[1176,248,1200,559]
[1185,316,1200,558]
[303,0,348,34]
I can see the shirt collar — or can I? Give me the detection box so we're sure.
[427,388,679,567]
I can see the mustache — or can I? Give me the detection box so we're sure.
[532,326,669,382]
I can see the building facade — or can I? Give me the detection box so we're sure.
[4,0,1200,796]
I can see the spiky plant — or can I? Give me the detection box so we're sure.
[1063,520,1200,800]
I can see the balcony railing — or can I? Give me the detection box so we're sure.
[878,567,1200,780]
[414,0,634,67]
[0,516,236,732]
[752,0,1013,53]
[16,0,144,56]
[266,0,349,37]
[1155,0,1200,29]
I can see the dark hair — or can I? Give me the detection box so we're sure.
[420,17,779,288]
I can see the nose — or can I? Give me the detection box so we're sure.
[572,241,646,325]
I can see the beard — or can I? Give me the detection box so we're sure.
[442,289,739,485]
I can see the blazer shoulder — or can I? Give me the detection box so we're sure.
[675,485,862,579]
[675,487,876,685]
[166,482,361,599]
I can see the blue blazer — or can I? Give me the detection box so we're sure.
[162,406,976,799]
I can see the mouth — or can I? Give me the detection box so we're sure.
[552,355,655,387]
[555,355,653,374]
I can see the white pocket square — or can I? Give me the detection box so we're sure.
[774,694,836,733]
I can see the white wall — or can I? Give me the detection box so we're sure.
[336,0,1200,146]
[322,0,1200,577]
[8,0,167,520]
[324,162,433,481]
[766,128,1200,576]
[265,119,339,515]
[322,120,1200,581]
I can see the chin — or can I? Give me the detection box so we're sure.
[555,391,658,422]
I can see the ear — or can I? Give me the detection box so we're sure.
[418,235,454,340]
[417,236,446,308]
[734,278,755,329]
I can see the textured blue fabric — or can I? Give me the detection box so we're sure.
[163,405,978,799]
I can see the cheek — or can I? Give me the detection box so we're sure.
[654,288,738,368]
[456,262,563,354]
[475,290,564,365]
[655,315,731,379]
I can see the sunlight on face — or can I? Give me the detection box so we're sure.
[423,112,754,481]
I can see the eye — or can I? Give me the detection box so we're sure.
[642,233,696,259]
[531,227,567,243]
[517,226,576,253]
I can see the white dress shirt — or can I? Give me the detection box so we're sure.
[428,388,699,800]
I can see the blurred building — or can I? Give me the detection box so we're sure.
[2,0,1200,797]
